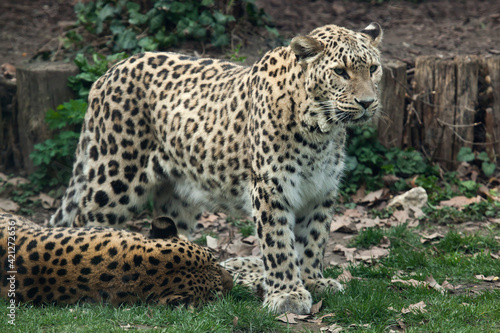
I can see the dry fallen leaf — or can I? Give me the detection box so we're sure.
[354,246,389,261]
[38,193,58,209]
[330,212,359,233]
[242,235,257,244]
[355,217,382,231]
[401,301,427,314]
[475,274,499,282]
[226,241,254,256]
[392,210,409,224]
[359,188,387,204]
[275,313,309,324]
[205,236,218,250]
[379,236,391,248]
[6,177,29,186]
[420,232,445,244]
[332,244,356,262]
[349,324,370,329]
[391,279,427,288]
[233,316,238,326]
[310,300,323,314]
[337,270,353,283]
[439,196,481,210]
[317,313,335,321]
[425,275,445,294]
[320,323,343,332]
[0,199,19,212]
[397,319,406,330]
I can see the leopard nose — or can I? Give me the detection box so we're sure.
[355,98,374,110]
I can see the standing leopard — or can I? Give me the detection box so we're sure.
[0,213,233,306]
[50,22,383,314]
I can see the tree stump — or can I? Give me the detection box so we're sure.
[376,60,407,148]
[15,62,79,173]
[0,78,19,170]
[483,56,500,161]
[414,56,479,169]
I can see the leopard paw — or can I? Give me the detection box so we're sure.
[305,278,344,294]
[264,287,312,314]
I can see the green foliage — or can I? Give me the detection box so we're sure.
[324,225,500,331]
[342,124,430,195]
[227,217,255,237]
[193,231,218,246]
[423,200,500,224]
[457,147,497,177]
[349,226,384,249]
[226,43,246,62]
[436,230,499,254]
[44,99,88,129]
[69,52,129,100]
[68,0,271,54]
[30,53,128,189]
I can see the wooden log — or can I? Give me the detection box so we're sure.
[376,60,407,148]
[414,56,436,154]
[414,56,479,169]
[483,56,500,161]
[15,62,79,173]
[455,56,479,149]
[0,78,19,170]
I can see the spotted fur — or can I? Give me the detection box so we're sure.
[50,23,383,314]
[0,213,232,306]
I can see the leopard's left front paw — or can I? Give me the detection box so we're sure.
[305,278,344,294]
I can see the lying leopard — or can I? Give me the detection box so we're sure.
[50,22,383,314]
[0,213,232,306]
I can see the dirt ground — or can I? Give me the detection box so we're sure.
[0,0,499,69]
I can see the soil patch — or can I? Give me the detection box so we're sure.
[1,0,499,68]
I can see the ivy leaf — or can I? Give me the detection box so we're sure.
[477,151,491,162]
[126,1,141,12]
[457,147,475,162]
[115,29,138,51]
[138,37,159,51]
[213,11,235,25]
[199,11,214,26]
[482,162,496,177]
[97,3,116,22]
[110,20,126,35]
[149,13,165,31]
[211,33,230,47]
[201,0,214,6]
[129,11,148,26]
[344,155,358,172]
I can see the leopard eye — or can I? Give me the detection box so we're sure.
[369,65,378,74]
[333,68,349,79]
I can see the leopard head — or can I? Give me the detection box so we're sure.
[291,23,383,132]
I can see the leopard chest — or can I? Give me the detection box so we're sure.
[278,137,346,214]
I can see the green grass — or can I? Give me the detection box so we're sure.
[0,285,283,332]
[1,225,499,332]
[323,224,500,332]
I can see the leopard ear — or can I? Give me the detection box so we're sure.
[360,22,383,47]
[290,36,324,64]
[149,216,178,239]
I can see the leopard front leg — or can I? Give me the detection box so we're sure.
[252,184,312,315]
[294,196,343,294]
